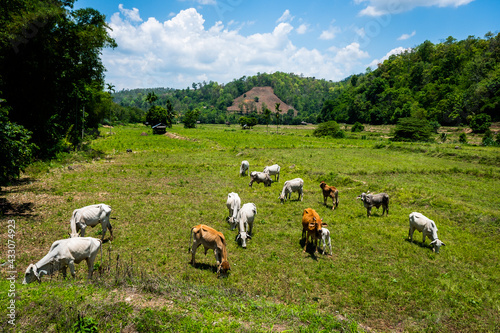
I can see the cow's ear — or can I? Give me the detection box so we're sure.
[442,242,446,246]
[322,223,328,226]
[235,234,240,241]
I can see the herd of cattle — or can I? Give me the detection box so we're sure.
[23,161,446,282]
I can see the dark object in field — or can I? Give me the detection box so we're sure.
[126,149,132,153]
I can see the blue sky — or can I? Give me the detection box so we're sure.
[74,0,500,90]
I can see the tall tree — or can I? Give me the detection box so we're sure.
[0,0,116,157]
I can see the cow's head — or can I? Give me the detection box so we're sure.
[430,239,446,253]
[69,231,80,238]
[23,264,43,284]
[217,260,231,277]
[357,192,371,203]
[320,181,327,190]
[279,193,286,203]
[235,232,251,248]
[265,176,272,186]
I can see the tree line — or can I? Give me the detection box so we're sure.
[1,0,115,185]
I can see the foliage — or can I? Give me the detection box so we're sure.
[469,113,492,133]
[459,132,468,144]
[238,116,258,129]
[313,120,345,138]
[0,105,37,186]
[0,0,116,157]
[481,129,496,146]
[182,108,200,128]
[318,33,500,126]
[145,105,168,126]
[391,117,433,142]
[72,315,98,333]
[351,122,365,132]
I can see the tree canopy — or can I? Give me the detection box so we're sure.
[0,0,116,158]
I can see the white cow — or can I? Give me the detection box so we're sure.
[226,192,241,230]
[319,228,332,255]
[235,203,257,248]
[240,160,249,176]
[249,171,272,187]
[279,178,304,203]
[408,212,446,253]
[23,237,102,284]
[70,204,113,240]
[263,164,280,182]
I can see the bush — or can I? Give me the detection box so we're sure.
[351,122,365,132]
[313,121,345,138]
[391,117,433,142]
[429,120,441,133]
[183,109,200,128]
[459,132,467,144]
[482,129,496,146]
[239,116,258,129]
[469,113,491,133]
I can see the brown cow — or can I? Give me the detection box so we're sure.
[189,224,230,276]
[301,208,327,253]
[320,181,338,210]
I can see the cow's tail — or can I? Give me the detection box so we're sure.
[69,210,79,235]
[188,227,194,253]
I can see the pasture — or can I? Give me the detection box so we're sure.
[1,123,499,332]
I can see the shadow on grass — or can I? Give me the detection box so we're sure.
[0,197,35,217]
[190,262,217,273]
[299,238,320,261]
[405,238,434,252]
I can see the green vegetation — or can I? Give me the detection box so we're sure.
[0,0,116,159]
[313,121,345,138]
[183,108,201,128]
[2,124,499,332]
[351,122,364,133]
[391,117,433,142]
[470,113,492,133]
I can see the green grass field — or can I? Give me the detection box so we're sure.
[1,124,499,332]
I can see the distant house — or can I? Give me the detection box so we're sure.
[152,123,167,135]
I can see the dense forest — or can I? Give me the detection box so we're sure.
[111,32,499,128]
[0,0,115,184]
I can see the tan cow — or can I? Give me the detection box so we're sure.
[320,181,339,210]
[301,208,327,253]
[189,224,230,276]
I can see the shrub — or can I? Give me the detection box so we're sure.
[183,109,200,128]
[429,120,441,133]
[351,122,365,132]
[391,117,433,142]
[482,129,496,146]
[239,116,257,129]
[313,121,345,138]
[469,113,492,133]
[459,132,467,144]
[439,132,447,143]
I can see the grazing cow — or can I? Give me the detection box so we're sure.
[279,178,304,203]
[319,228,332,255]
[409,212,446,253]
[226,192,241,230]
[301,208,327,253]
[263,164,280,182]
[189,224,230,276]
[235,203,257,248]
[249,171,272,187]
[356,192,389,217]
[23,237,102,284]
[240,160,249,176]
[70,204,113,240]
[320,181,339,210]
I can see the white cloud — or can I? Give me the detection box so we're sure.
[367,46,408,68]
[397,30,416,40]
[277,9,294,23]
[356,0,475,16]
[296,24,309,34]
[319,26,341,40]
[118,4,142,23]
[104,6,365,89]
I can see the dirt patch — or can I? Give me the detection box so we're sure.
[164,132,190,140]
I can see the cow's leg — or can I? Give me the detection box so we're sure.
[327,237,332,255]
[408,227,415,242]
[79,223,87,237]
[367,207,371,218]
[86,258,94,280]
[69,260,76,278]
[422,233,427,245]
[249,179,253,187]
[191,242,199,266]
[62,265,68,278]
[101,222,108,241]
[303,233,309,252]
[108,222,113,241]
